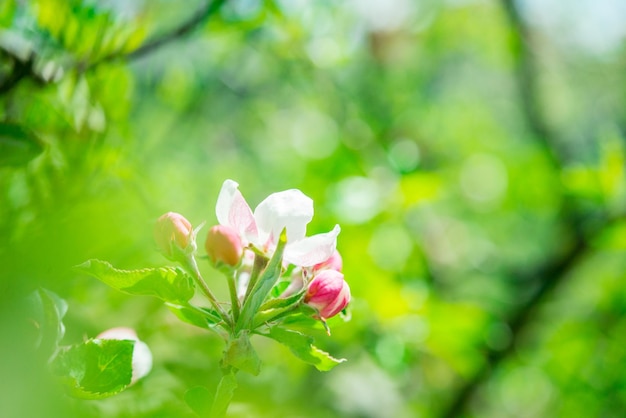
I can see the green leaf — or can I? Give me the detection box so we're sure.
[27,288,68,359]
[0,123,44,167]
[75,259,194,303]
[50,339,134,399]
[266,327,346,372]
[166,303,223,330]
[222,332,261,376]
[237,230,287,331]
[185,386,212,417]
[252,289,306,328]
[210,369,238,418]
[258,288,305,312]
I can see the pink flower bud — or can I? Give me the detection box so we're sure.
[96,327,153,385]
[205,225,244,267]
[313,250,343,272]
[304,270,350,319]
[154,212,193,258]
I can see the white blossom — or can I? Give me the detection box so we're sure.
[216,179,340,267]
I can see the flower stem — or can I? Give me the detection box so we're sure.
[227,271,240,322]
[184,256,233,328]
[242,253,268,305]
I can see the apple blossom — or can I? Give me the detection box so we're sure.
[313,250,343,272]
[215,179,340,267]
[154,212,195,259]
[205,225,244,267]
[96,327,153,384]
[304,270,351,319]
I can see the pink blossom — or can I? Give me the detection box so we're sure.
[154,212,194,258]
[313,250,343,272]
[215,179,340,267]
[304,270,351,319]
[205,225,244,267]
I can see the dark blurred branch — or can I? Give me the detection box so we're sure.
[86,0,227,71]
[0,0,226,96]
[439,211,625,418]
[500,0,560,166]
[0,54,34,95]
[438,221,591,418]
[438,0,605,416]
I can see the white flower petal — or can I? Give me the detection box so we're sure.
[132,340,153,382]
[254,189,313,245]
[284,224,340,267]
[215,179,257,242]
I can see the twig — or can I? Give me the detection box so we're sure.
[86,0,227,71]
[186,256,233,329]
[0,0,227,96]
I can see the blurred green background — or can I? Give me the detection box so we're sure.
[2,0,626,417]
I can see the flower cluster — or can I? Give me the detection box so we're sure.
[75,179,351,413]
[154,179,351,323]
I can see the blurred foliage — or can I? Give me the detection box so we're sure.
[1,0,626,417]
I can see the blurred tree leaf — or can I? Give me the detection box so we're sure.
[50,338,134,399]
[223,332,261,376]
[31,0,145,61]
[75,259,194,304]
[599,132,626,210]
[0,122,44,167]
[184,386,212,417]
[266,327,346,372]
[27,288,68,359]
[0,0,16,25]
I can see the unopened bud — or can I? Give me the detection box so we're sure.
[96,327,153,385]
[313,250,343,272]
[154,212,194,259]
[304,270,350,320]
[205,225,243,267]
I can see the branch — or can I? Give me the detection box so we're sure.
[438,221,589,418]
[500,0,561,167]
[0,0,227,96]
[438,0,610,415]
[86,0,227,71]
[0,53,36,95]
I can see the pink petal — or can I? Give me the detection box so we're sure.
[313,250,343,272]
[320,280,351,319]
[284,224,340,267]
[215,179,258,243]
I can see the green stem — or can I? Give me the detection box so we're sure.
[185,256,233,328]
[209,367,238,418]
[242,254,268,305]
[251,303,301,329]
[227,271,240,322]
